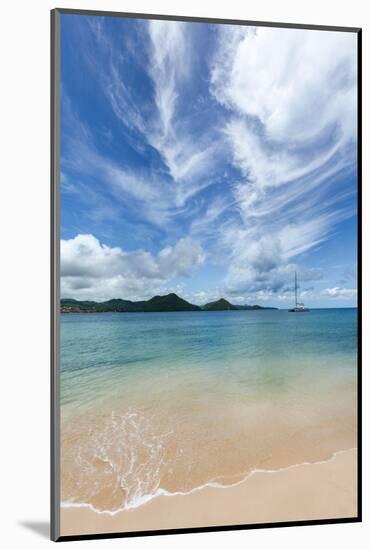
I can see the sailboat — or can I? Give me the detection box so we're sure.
[288,271,309,312]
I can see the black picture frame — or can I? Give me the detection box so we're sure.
[51,8,362,542]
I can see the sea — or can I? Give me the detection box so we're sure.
[60,308,357,513]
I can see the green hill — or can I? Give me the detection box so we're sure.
[61,293,200,313]
[202,298,237,311]
[61,294,277,313]
[95,298,147,312]
[144,293,200,311]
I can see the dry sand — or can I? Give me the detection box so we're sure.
[60,448,357,537]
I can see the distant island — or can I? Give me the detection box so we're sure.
[202,298,276,311]
[61,293,278,313]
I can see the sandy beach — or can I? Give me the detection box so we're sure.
[60,448,357,536]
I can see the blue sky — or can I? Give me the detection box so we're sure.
[60,14,358,308]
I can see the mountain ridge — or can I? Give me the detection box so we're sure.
[61,293,277,313]
[202,298,237,311]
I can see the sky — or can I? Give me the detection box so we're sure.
[60,14,358,308]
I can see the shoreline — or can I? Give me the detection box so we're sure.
[60,448,357,536]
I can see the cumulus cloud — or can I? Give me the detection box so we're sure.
[221,216,330,295]
[61,234,205,301]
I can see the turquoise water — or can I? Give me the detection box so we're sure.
[60,309,357,511]
[61,308,356,399]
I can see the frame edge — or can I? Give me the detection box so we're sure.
[50,9,362,541]
[53,8,361,33]
[51,7,61,543]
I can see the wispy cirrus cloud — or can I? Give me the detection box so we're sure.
[61,89,181,228]
[148,20,189,144]
[146,20,226,206]
[212,26,357,146]
[62,18,231,235]
[210,25,357,296]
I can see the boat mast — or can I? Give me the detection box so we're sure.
[295,271,298,308]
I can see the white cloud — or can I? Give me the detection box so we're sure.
[320,287,357,299]
[148,20,189,142]
[221,215,333,295]
[190,195,234,237]
[224,117,351,193]
[211,26,356,196]
[191,289,223,305]
[147,20,225,205]
[61,234,205,301]
[61,112,175,227]
[210,26,357,296]
[89,19,223,207]
[69,19,228,231]
[212,26,356,145]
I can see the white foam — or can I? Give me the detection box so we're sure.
[61,447,356,516]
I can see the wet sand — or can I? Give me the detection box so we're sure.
[60,448,357,536]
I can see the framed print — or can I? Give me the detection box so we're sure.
[51,8,362,541]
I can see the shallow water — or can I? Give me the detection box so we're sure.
[60,309,357,512]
